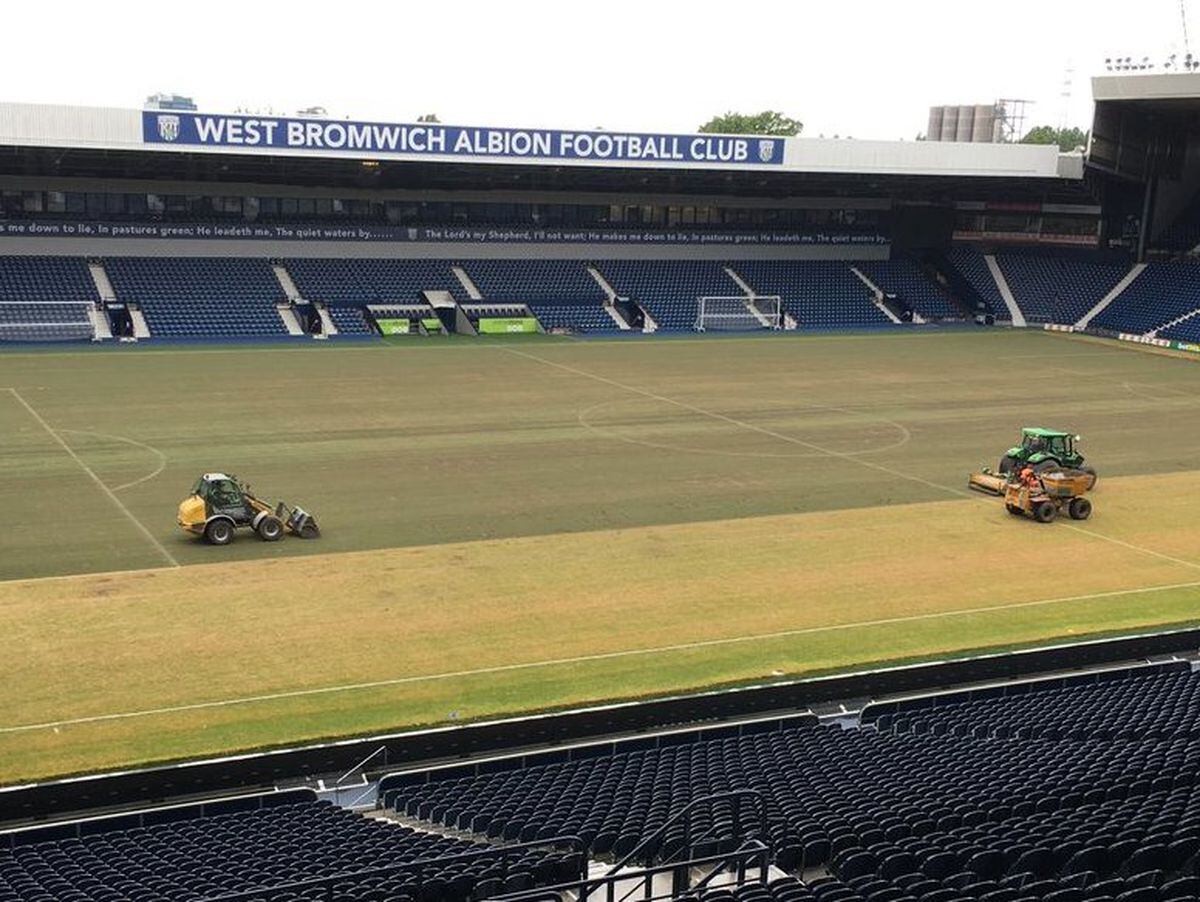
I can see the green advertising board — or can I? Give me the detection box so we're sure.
[478,317,538,334]
[376,318,411,335]
[422,318,444,333]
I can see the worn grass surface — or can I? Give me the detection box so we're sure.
[1,329,1199,783]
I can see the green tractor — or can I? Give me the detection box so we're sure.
[998,428,1096,482]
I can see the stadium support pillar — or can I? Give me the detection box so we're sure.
[1137,178,1156,264]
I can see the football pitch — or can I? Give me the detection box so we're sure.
[2,328,1200,784]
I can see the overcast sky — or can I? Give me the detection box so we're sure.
[3,0,1196,139]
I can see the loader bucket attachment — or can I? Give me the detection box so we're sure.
[968,471,1008,496]
[285,505,321,539]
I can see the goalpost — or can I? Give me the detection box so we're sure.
[694,295,783,332]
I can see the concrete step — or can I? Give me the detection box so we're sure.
[88,262,116,303]
[273,264,303,302]
[277,304,305,336]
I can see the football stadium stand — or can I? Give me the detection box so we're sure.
[597,261,745,331]
[995,252,1133,325]
[943,248,1003,317]
[375,664,1200,901]
[283,259,467,306]
[1092,261,1200,335]
[855,259,961,321]
[733,262,892,329]
[3,656,1200,901]
[103,257,288,339]
[0,256,97,342]
[459,260,618,333]
[0,795,584,902]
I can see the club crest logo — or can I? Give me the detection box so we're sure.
[757,139,776,163]
[157,115,181,142]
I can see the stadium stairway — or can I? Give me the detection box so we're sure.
[452,266,484,301]
[983,254,1026,326]
[848,268,906,323]
[723,267,780,328]
[1076,263,1148,330]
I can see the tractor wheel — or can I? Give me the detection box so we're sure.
[1069,497,1093,521]
[1034,501,1058,523]
[1081,466,1098,490]
[204,519,234,546]
[998,455,1019,475]
[256,515,284,542]
[1006,504,1024,516]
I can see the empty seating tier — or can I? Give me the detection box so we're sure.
[996,252,1131,325]
[0,256,97,342]
[327,306,373,335]
[733,261,891,330]
[598,260,742,331]
[1093,262,1200,335]
[387,666,1200,901]
[945,248,1003,315]
[459,260,617,332]
[285,259,466,306]
[0,798,583,902]
[856,260,961,320]
[103,257,287,339]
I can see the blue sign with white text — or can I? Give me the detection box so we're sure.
[142,111,785,166]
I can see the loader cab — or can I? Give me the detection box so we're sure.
[194,474,252,523]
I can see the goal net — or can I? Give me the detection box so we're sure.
[694,295,782,331]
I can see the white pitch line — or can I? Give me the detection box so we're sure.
[500,347,1200,574]
[4,578,1200,736]
[6,389,178,567]
[57,428,168,492]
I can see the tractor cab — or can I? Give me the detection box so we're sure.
[998,427,1090,475]
[1019,429,1075,461]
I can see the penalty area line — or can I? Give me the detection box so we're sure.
[3,578,1200,735]
[5,389,178,568]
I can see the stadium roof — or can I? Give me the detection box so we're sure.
[0,102,1076,182]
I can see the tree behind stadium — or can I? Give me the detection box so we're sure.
[699,111,803,136]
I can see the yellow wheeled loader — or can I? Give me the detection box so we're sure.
[178,473,320,545]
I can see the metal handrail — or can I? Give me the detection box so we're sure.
[605,789,766,875]
[489,839,771,902]
[198,834,584,902]
[333,745,387,787]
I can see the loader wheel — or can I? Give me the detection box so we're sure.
[1069,497,1093,521]
[1034,501,1058,523]
[256,515,284,542]
[998,455,1018,475]
[204,519,234,546]
[1006,504,1024,516]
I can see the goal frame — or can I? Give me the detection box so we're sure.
[694,295,783,332]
